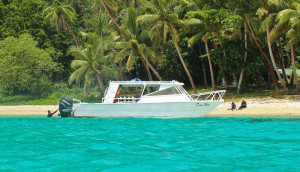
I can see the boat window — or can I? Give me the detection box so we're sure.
[142,86,159,95]
[118,86,143,98]
[146,87,180,96]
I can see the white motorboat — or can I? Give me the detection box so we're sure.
[58,80,226,118]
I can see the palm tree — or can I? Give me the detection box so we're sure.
[203,35,216,91]
[276,2,300,91]
[92,0,128,80]
[92,0,120,30]
[43,1,79,48]
[137,0,197,93]
[68,31,119,93]
[257,0,289,91]
[247,19,278,89]
[187,19,216,91]
[228,0,260,93]
[114,8,162,81]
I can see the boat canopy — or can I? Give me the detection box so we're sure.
[102,80,190,103]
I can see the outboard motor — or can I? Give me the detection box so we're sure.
[59,97,73,117]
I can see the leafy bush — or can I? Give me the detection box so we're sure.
[0,34,60,97]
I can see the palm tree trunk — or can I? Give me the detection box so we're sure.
[232,73,238,87]
[289,70,294,86]
[266,26,288,92]
[143,55,162,81]
[219,64,228,87]
[61,16,79,48]
[173,41,197,93]
[139,56,153,81]
[277,41,289,84]
[200,50,207,85]
[248,22,277,89]
[119,61,124,81]
[204,40,216,91]
[101,0,120,30]
[211,33,228,87]
[94,71,104,91]
[134,0,138,8]
[291,45,300,91]
[237,22,248,94]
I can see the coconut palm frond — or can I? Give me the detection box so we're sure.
[259,15,272,33]
[270,21,289,43]
[68,46,89,61]
[202,32,210,42]
[126,7,138,35]
[100,65,119,80]
[149,22,163,41]
[114,47,131,63]
[188,32,205,47]
[126,50,138,70]
[70,60,88,69]
[163,22,169,44]
[276,9,295,25]
[136,14,160,24]
[68,66,88,85]
[169,23,179,44]
[120,27,132,40]
[111,42,129,50]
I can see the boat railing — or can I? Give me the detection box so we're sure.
[113,97,140,103]
[190,90,226,101]
[110,80,180,84]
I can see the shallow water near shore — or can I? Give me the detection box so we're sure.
[0,116,300,171]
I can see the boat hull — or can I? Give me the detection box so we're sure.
[73,101,223,118]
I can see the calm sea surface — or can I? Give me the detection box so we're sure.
[0,116,300,171]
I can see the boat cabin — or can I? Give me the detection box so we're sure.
[102,80,192,104]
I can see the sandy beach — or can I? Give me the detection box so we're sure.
[208,98,300,117]
[0,98,299,117]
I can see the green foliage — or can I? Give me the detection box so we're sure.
[68,14,119,93]
[186,9,229,24]
[0,34,60,96]
[0,0,48,39]
[160,33,202,84]
[0,83,102,105]
[1,0,300,104]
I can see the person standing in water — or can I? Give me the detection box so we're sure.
[47,109,58,117]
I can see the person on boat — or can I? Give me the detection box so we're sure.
[48,109,58,117]
[229,101,236,111]
[238,99,247,110]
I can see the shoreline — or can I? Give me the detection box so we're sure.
[0,98,299,117]
[208,99,300,117]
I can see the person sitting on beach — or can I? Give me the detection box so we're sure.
[48,109,58,117]
[229,101,236,111]
[238,99,247,110]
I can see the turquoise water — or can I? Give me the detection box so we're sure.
[0,116,300,171]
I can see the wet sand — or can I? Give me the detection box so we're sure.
[0,98,299,117]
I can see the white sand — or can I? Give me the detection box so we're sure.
[208,98,300,117]
[0,98,299,117]
[0,105,58,116]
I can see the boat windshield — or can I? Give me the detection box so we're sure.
[145,87,181,96]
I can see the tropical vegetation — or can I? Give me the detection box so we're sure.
[0,0,299,104]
